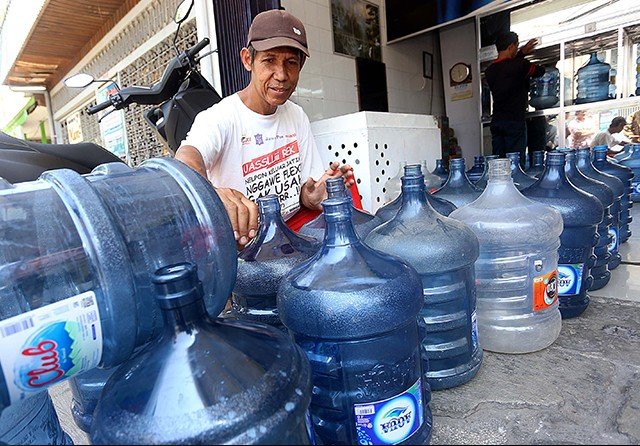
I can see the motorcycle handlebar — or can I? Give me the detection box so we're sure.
[187,38,210,59]
[87,100,113,115]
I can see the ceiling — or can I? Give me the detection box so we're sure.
[5,0,139,89]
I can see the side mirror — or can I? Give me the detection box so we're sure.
[64,73,95,88]
[174,0,194,24]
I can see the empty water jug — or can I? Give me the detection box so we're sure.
[91,262,312,444]
[433,158,482,207]
[563,149,618,285]
[593,145,634,243]
[69,368,116,433]
[619,144,640,202]
[278,196,433,445]
[233,195,319,328]
[0,158,236,411]
[421,160,444,192]
[466,156,485,183]
[613,144,633,162]
[0,391,72,445]
[299,178,378,241]
[432,159,449,186]
[526,151,546,178]
[384,161,406,203]
[529,66,560,109]
[575,53,610,104]
[365,170,482,390]
[522,151,602,319]
[472,154,499,189]
[450,158,563,353]
[507,152,537,189]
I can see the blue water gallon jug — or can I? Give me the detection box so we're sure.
[522,151,602,319]
[593,145,634,243]
[372,165,456,227]
[613,144,633,162]
[384,161,406,203]
[507,152,538,189]
[450,158,563,353]
[91,262,312,444]
[0,392,72,444]
[563,149,618,286]
[299,178,378,241]
[278,196,432,445]
[466,156,485,183]
[422,160,444,192]
[472,154,499,189]
[619,144,640,202]
[365,169,482,390]
[0,159,236,412]
[526,151,546,179]
[432,159,449,186]
[233,195,319,328]
[69,368,116,433]
[433,158,482,207]
[575,53,611,104]
[529,66,560,109]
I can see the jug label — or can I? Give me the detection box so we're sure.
[354,378,423,445]
[557,264,584,296]
[0,291,102,404]
[633,180,640,195]
[471,311,479,352]
[533,270,558,311]
[608,226,619,254]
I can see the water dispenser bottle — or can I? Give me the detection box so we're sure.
[384,161,406,203]
[575,53,611,104]
[69,367,116,433]
[619,144,640,202]
[91,262,312,444]
[278,196,433,445]
[472,154,499,189]
[450,158,563,353]
[507,152,537,189]
[526,151,546,179]
[365,169,482,390]
[421,160,444,193]
[233,195,319,328]
[529,66,560,109]
[522,151,602,319]
[614,144,633,162]
[466,156,485,183]
[433,158,482,207]
[432,159,449,186]
[0,158,236,412]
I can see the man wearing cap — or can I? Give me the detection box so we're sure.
[175,9,353,248]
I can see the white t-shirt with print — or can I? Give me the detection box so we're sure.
[180,93,325,219]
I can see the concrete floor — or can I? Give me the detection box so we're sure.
[49,206,640,445]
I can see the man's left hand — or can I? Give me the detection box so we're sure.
[300,161,354,210]
[521,38,539,55]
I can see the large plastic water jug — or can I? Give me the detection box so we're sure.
[299,178,377,241]
[575,53,611,104]
[619,144,640,202]
[278,196,433,445]
[69,367,115,433]
[421,160,444,192]
[431,159,448,186]
[522,151,602,319]
[450,158,563,353]
[372,165,456,228]
[472,154,499,189]
[365,169,482,390]
[91,262,312,444]
[563,149,618,286]
[526,151,545,178]
[507,152,537,189]
[233,195,319,328]
[0,159,236,412]
[466,156,485,183]
[433,158,482,207]
[613,144,633,162]
[384,161,406,203]
[0,391,72,444]
[529,66,560,109]
[593,145,634,243]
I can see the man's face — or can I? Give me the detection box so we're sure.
[242,46,302,113]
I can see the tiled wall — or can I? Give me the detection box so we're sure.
[281,0,445,123]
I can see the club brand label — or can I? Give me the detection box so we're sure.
[533,270,558,311]
[557,264,584,296]
[0,291,103,404]
[354,378,423,445]
[608,226,619,254]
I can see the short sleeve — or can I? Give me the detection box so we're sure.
[179,105,227,173]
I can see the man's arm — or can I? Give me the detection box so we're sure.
[175,145,258,248]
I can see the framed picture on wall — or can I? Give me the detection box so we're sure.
[330,0,382,61]
[423,51,433,79]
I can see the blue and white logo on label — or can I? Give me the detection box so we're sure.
[633,181,640,195]
[557,264,584,296]
[608,226,619,254]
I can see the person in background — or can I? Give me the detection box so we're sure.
[566,110,598,149]
[485,31,545,162]
[174,9,353,249]
[591,116,630,153]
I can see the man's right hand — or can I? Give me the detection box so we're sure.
[521,38,539,55]
[215,188,259,249]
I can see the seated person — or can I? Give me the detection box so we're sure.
[591,116,631,154]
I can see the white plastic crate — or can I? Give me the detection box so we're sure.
[311,111,442,213]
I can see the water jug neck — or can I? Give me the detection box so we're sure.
[153,262,209,330]
[256,194,299,242]
[588,52,600,64]
[403,164,422,177]
[474,156,484,167]
[576,148,594,172]
[593,146,608,162]
[435,159,443,169]
[447,158,470,185]
[533,151,544,167]
[399,174,435,217]
[322,197,359,246]
[562,150,581,178]
[487,158,512,182]
[633,144,640,154]
[326,177,347,199]
[539,151,567,183]
[507,152,525,173]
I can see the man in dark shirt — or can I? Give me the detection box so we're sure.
[485,31,545,163]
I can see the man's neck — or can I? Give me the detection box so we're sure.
[238,87,278,115]
[496,50,514,60]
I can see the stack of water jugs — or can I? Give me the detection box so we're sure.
[0,147,634,445]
